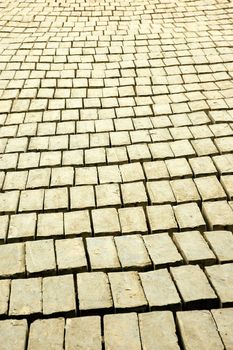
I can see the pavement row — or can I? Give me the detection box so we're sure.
[0,309,233,350]
[0,231,233,278]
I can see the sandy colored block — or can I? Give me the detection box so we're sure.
[165,158,192,179]
[0,319,28,350]
[170,178,200,203]
[0,190,19,213]
[118,207,148,234]
[143,160,169,180]
[19,189,44,212]
[0,215,9,243]
[28,318,65,350]
[65,316,102,350]
[194,176,226,201]
[0,243,25,277]
[104,313,142,350]
[202,201,233,230]
[171,265,217,309]
[221,175,233,199]
[139,311,179,350]
[108,271,147,312]
[70,186,95,210]
[211,308,233,350]
[140,270,181,311]
[86,236,121,271]
[92,208,120,236]
[26,239,56,276]
[77,272,113,313]
[204,230,233,263]
[43,275,76,315]
[9,277,42,316]
[37,212,64,238]
[173,231,216,265]
[121,181,148,206]
[56,238,87,272]
[114,234,151,270]
[174,202,206,231]
[143,233,183,267]
[205,263,233,306]
[147,205,178,233]
[64,210,91,237]
[8,213,36,242]
[0,280,10,316]
[177,310,224,350]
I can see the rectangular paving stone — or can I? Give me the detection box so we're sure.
[92,208,120,236]
[139,311,180,350]
[65,316,102,350]
[174,202,206,231]
[118,207,148,234]
[44,187,68,210]
[77,272,113,314]
[43,275,76,316]
[0,280,10,316]
[194,176,226,201]
[0,190,19,213]
[205,263,233,307]
[139,269,181,311]
[171,265,218,309]
[114,234,151,270]
[104,313,142,350]
[202,201,233,230]
[147,205,178,233]
[28,318,65,350]
[204,230,233,263]
[19,189,44,212]
[70,186,95,210]
[0,215,9,243]
[170,178,200,203]
[86,236,121,271]
[64,210,91,237]
[8,213,36,242]
[96,183,121,208]
[121,181,148,206]
[0,243,25,278]
[143,233,183,268]
[108,271,147,312]
[9,277,42,316]
[37,212,64,239]
[173,231,216,265]
[177,310,224,350]
[26,239,56,276]
[0,319,28,350]
[147,180,176,205]
[211,308,233,350]
[55,238,87,273]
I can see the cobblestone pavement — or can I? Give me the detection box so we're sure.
[0,0,233,347]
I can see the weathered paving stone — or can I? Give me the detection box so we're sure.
[114,235,151,270]
[170,178,200,203]
[108,271,147,312]
[37,212,64,239]
[28,318,65,350]
[92,208,120,236]
[43,275,76,316]
[139,269,181,311]
[86,236,121,271]
[177,310,224,350]
[194,176,226,201]
[0,280,10,316]
[77,272,113,314]
[56,238,87,273]
[143,233,183,268]
[204,230,233,263]
[0,243,25,278]
[147,180,176,205]
[173,231,216,265]
[8,213,37,242]
[118,207,148,234]
[0,215,9,243]
[146,205,178,233]
[26,239,56,276]
[96,184,121,208]
[65,316,102,350]
[19,189,44,212]
[70,186,95,210]
[211,308,233,350]
[0,319,28,350]
[205,264,233,307]
[174,202,206,231]
[170,265,218,309]
[104,313,142,350]
[9,277,42,316]
[202,201,233,230]
[121,181,148,206]
[139,311,180,350]
[64,210,91,237]
[0,190,19,213]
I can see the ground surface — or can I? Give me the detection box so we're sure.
[0,0,233,348]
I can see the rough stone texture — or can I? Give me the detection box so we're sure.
[0,280,10,316]
[0,243,25,278]
[211,308,233,350]
[0,319,28,350]
[55,238,87,273]
[26,240,56,276]
[204,231,233,263]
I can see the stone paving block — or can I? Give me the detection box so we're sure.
[147,205,178,233]
[204,230,233,263]
[64,210,91,237]
[8,213,36,242]
[0,243,25,278]
[220,175,233,199]
[143,160,169,180]
[26,239,56,276]
[26,168,51,189]
[213,154,233,175]
[70,186,95,210]
[121,181,147,206]
[118,207,148,235]
[211,308,233,350]
[37,212,64,238]
[140,269,181,311]
[139,311,179,350]
[19,189,44,212]
[0,280,10,316]
[0,215,9,243]
[174,202,206,231]
[55,238,87,273]
[98,165,122,184]
[170,265,217,309]
[0,190,19,213]
[173,231,216,265]
[171,178,200,203]
[205,264,233,307]
[28,318,65,350]
[92,208,120,236]
[44,187,68,210]
[165,158,192,179]
[3,170,28,190]
[147,180,176,204]
[9,277,42,316]
[143,233,183,268]
[194,176,226,201]
[75,167,98,185]
[96,183,121,208]
[65,316,102,350]
[104,313,142,350]
[51,167,74,187]
[170,140,195,158]
[77,272,113,314]
[108,271,147,312]
[177,310,224,350]
[189,156,217,177]
[86,236,120,272]
[202,200,233,230]
[0,319,28,350]
[43,275,76,315]
[114,235,151,270]
[120,163,145,182]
